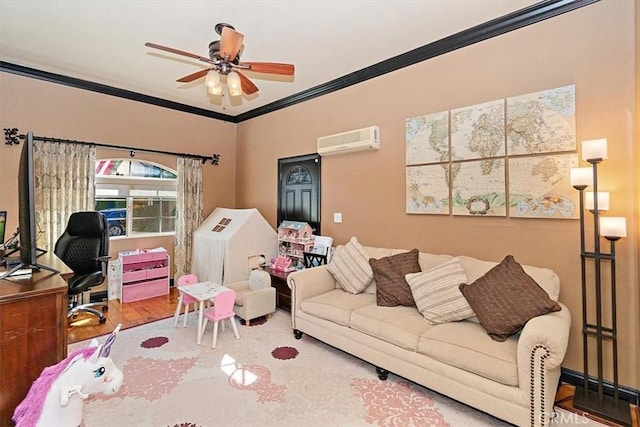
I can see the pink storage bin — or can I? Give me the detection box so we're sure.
[122,270,147,283]
[146,266,169,279]
[137,251,167,262]
[121,279,168,303]
[120,253,140,264]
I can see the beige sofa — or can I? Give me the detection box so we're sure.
[287,245,571,427]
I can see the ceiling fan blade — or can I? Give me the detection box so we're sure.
[176,68,210,83]
[239,62,295,75]
[237,71,259,95]
[219,27,244,62]
[145,42,211,63]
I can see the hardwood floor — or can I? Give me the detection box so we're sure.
[67,287,180,344]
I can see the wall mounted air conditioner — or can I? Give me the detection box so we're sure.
[317,126,380,156]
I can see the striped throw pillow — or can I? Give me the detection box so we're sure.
[327,237,373,294]
[406,257,474,324]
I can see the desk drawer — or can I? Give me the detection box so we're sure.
[121,278,168,303]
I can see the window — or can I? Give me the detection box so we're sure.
[212,217,232,232]
[95,159,177,238]
[286,166,312,185]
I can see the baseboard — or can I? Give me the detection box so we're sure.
[561,368,640,405]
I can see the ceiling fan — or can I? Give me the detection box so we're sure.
[145,23,295,96]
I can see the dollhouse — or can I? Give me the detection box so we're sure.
[277,220,314,268]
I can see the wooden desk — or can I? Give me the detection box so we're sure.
[0,252,71,426]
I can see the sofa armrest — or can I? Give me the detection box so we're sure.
[517,302,571,370]
[517,302,571,426]
[287,266,336,315]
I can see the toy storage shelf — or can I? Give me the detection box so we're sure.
[116,249,169,303]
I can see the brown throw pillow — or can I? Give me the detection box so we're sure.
[459,255,561,342]
[369,249,421,307]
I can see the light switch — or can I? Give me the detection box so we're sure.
[333,213,342,223]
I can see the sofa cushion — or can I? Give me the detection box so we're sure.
[406,257,474,324]
[350,304,433,351]
[459,255,562,342]
[369,249,421,307]
[327,237,374,294]
[300,289,375,326]
[418,321,519,386]
[418,252,454,271]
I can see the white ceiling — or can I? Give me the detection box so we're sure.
[0,1,538,117]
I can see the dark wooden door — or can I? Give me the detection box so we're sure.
[278,154,321,234]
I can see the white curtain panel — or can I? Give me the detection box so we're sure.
[174,157,204,279]
[33,141,96,252]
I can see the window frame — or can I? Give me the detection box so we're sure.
[95,159,178,239]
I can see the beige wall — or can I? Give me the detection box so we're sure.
[0,73,237,271]
[0,0,637,389]
[236,1,639,388]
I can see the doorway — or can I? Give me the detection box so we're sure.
[277,154,321,234]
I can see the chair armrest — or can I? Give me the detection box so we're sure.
[238,287,276,319]
[225,281,249,292]
[241,287,276,305]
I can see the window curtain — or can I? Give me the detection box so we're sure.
[33,141,96,252]
[174,157,204,279]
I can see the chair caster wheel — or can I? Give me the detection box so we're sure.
[99,317,107,324]
[102,306,109,312]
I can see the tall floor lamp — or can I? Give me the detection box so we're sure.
[570,138,630,425]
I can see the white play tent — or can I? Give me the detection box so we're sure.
[192,208,277,285]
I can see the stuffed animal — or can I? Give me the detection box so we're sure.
[13,325,124,427]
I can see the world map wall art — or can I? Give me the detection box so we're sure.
[405,84,578,219]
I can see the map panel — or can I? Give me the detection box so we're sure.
[451,159,506,217]
[507,85,576,155]
[508,154,578,219]
[451,99,505,161]
[406,111,449,165]
[406,164,450,214]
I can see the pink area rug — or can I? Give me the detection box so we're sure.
[70,311,603,427]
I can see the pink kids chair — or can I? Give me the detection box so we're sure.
[174,274,201,327]
[200,290,240,348]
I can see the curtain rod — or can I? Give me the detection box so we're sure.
[3,128,220,165]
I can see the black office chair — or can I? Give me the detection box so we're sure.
[54,211,110,324]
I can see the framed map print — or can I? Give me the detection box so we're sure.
[451,99,505,161]
[406,164,449,214]
[406,111,449,166]
[508,154,578,219]
[506,84,576,155]
[451,159,506,217]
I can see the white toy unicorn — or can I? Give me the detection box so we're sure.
[13,325,124,427]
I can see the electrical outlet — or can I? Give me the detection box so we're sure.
[333,213,342,223]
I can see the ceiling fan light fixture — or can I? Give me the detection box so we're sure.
[227,71,242,96]
[208,84,222,96]
[205,70,220,88]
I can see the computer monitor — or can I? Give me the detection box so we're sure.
[0,211,6,245]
